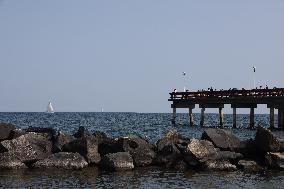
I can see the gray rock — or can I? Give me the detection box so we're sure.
[183,139,242,167]
[204,160,237,171]
[238,160,263,172]
[1,132,53,163]
[157,129,183,147]
[115,135,156,167]
[33,152,88,169]
[64,127,102,164]
[201,128,242,151]
[98,138,119,156]
[0,152,27,169]
[255,126,281,152]
[0,123,16,141]
[100,152,134,171]
[62,137,100,164]
[183,139,219,166]
[155,142,181,167]
[265,152,284,170]
[155,129,188,168]
[53,131,74,152]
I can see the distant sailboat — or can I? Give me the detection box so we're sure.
[46,101,55,113]
[101,108,104,112]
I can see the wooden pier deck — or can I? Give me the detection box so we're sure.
[168,88,284,129]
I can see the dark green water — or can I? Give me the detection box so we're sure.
[0,112,283,188]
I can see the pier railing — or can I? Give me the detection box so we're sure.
[169,88,284,100]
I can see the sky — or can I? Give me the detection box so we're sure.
[0,0,284,113]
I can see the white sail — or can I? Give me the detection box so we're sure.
[46,101,54,113]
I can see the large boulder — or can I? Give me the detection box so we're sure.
[63,127,103,164]
[157,129,185,147]
[0,152,27,169]
[155,141,182,167]
[155,129,188,168]
[115,135,156,167]
[1,133,53,163]
[265,152,284,170]
[33,152,88,169]
[52,131,74,153]
[183,139,219,166]
[201,129,242,151]
[100,152,134,171]
[183,139,242,167]
[255,126,281,153]
[0,123,16,141]
[62,137,100,164]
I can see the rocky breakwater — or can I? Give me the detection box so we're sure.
[1,123,284,172]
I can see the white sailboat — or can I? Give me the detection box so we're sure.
[46,101,55,113]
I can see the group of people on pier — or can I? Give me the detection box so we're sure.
[171,86,284,100]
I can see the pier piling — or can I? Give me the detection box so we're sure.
[200,107,205,127]
[270,107,275,129]
[189,108,194,126]
[233,107,237,128]
[172,107,176,124]
[250,107,255,129]
[278,108,284,129]
[219,107,224,128]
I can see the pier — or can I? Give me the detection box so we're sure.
[168,88,284,129]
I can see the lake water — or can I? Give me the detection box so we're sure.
[0,112,284,188]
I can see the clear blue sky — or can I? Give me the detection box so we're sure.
[0,0,284,113]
